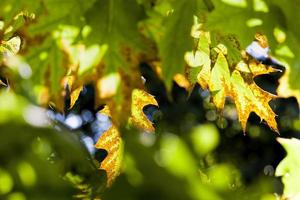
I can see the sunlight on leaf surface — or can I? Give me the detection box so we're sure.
[95,125,123,187]
[184,24,279,132]
[130,89,158,132]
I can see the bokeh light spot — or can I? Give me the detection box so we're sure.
[0,168,14,195]
[17,162,36,187]
[7,192,26,200]
[190,124,220,155]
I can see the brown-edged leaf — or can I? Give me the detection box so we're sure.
[230,69,278,132]
[184,27,279,133]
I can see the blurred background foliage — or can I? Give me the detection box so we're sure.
[1,0,300,200]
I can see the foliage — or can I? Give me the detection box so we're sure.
[1,0,300,199]
[276,138,300,200]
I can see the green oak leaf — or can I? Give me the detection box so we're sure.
[84,0,146,73]
[158,0,196,89]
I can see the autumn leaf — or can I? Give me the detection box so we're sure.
[201,0,300,114]
[230,69,278,132]
[184,27,279,132]
[130,89,158,132]
[99,105,111,116]
[95,106,123,187]
[69,86,83,109]
[95,124,123,187]
[95,88,157,186]
[173,73,191,91]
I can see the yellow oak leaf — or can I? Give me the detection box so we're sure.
[95,124,123,187]
[184,30,279,132]
[230,70,278,132]
[95,89,157,186]
[130,89,158,132]
[62,74,82,109]
[236,60,281,76]
[69,86,83,109]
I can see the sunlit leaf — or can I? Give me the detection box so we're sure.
[96,73,121,99]
[69,86,83,109]
[173,73,191,90]
[185,28,279,132]
[130,89,158,132]
[236,60,281,76]
[78,44,107,76]
[276,138,300,199]
[95,88,158,186]
[185,30,211,90]
[204,0,282,48]
[28,0,96,34]
[99,105,111,117]
[95,125,123,187]
[209,47,230,110]
[0,36,21,55]
[230,69,278,132]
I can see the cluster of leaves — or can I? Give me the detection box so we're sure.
[198,0,300,112]
[0,0,160,189]
[1,0,300,199]
[182,25,279,132]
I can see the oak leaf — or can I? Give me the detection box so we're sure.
[95,124,123,187]
[185,30,211,90]
[230,69,278,132]
[209,46,230,111]
[184,31,279,132]
[130,89,158,133]
[95,89,158,186]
